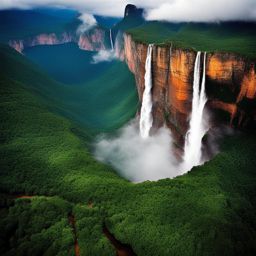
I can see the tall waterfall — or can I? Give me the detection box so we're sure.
[183,51,208,170]
[110,29,114,50]
[140,44,154,139]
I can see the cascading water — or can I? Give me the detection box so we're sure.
[140,44,154,139]
[95,43,182,182]
[183,51,208,170]
[110,29,114,50]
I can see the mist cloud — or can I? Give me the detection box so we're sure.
[94,120,181,182]
[146,0,256,22]
[91,49,117,64]
[77,13,97,34]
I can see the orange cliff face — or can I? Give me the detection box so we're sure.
[124,35,147,100]
[238,65,256,101]
[206,53,256,127]
[124,34,196,146]
[151,45,197,146]
[124,34,256,146]
[167,49,195,136]
[207,53,245,84]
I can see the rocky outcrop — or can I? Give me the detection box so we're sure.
[9,32,75,53]
[9,27,107,53]
[124,34,256,146]
[124,4,144,18]
[78,28,107,51]
[9,40,25,53]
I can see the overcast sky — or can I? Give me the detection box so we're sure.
[1,0,256,22]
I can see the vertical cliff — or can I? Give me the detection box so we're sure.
[8,27,108,53]
[206,53,256,127]
[124,34,195,146]
[9,32,75,53]
[78,28,107,51]
[124,34,256,147]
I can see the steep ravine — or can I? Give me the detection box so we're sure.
[124,33,256,148]
[68,214,81,256]
[103,224,137,256]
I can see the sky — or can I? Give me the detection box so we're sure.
[1,0,256,22]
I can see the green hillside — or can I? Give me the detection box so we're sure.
[0,44,138,133]
[128,21,256,59]
[61,62,138,132]
[1,44,256,255]
[24,43,110,84]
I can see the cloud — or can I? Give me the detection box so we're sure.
[94,120,181,182]
[1,0,256,21]
[0,0,128,16]
[77,13,97,34]
[146,0,256,22]
[91,49,117,64]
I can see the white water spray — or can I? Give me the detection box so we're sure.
[140,44,154,139]
[183,51,208,170]
[110,29,114,50]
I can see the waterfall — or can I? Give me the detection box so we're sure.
[183,51,208,170]
[140,44,154,139]
[110,29,114,50]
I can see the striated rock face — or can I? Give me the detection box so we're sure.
[9,28,107,53]
[114,31,125,61]
[9,40,24,53]
[239,66,256,100]
[78,28,107,51]
[9,32,75,53]
[124,34,256,147]
[206,53,256,128]
[206,53,245,84]
[124,34,195,146]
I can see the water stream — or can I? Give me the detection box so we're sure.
[139,44,154,139]
[110,28,114,50]
[183,51,208,170]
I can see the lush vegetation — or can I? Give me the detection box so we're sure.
[0,46,127,255]
[1,43,256,255]
[127,21,256,59]
[0,196,74,255]
[1,44,138,133]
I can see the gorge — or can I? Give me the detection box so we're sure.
[4,5,256,179]
[123,34,256,148]
[1,3,256,256]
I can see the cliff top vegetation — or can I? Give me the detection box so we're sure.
[127,21,256,59]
